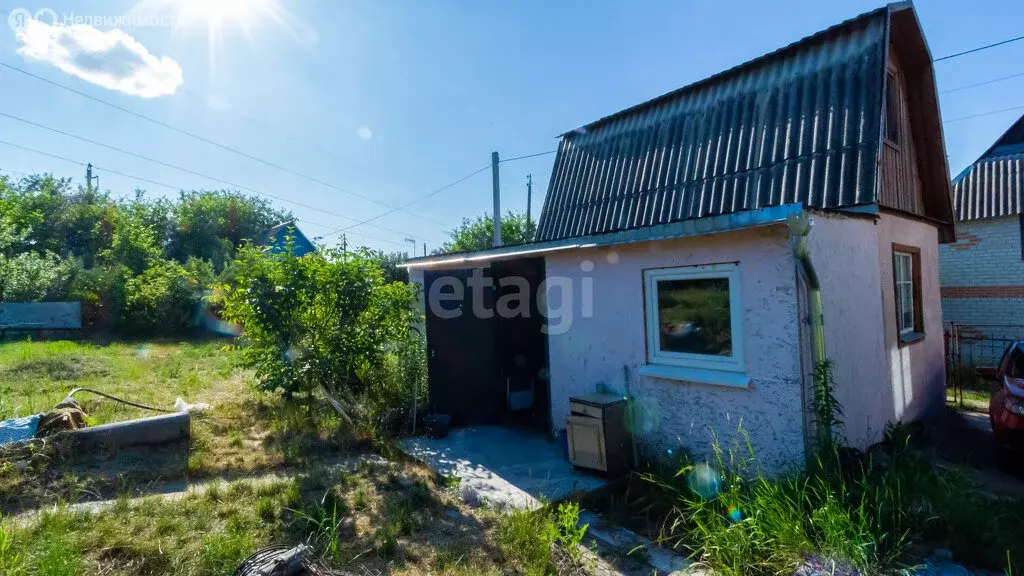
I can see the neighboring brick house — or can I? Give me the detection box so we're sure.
[939,114,1024,335]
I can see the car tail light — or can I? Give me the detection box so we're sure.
[1005,396,1024,417]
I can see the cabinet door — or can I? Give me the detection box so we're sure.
[567,415,606,471]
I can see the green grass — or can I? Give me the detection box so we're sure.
[0,461,518,576]
[948,387,990,413]
[0,340,560,576]
[637,426,1024,575]
[0,339,240,425]
[0,339,358,513]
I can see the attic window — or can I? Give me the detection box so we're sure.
[885,70,900,146]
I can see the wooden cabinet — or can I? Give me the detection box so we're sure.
[566,393,632,474]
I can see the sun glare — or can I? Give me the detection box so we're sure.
[171,0,277,28]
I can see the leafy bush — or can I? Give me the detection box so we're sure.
[220,246,418,421]
[359,334,428,436]
[122,259,205,335]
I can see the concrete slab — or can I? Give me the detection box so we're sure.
[398,426,606,509]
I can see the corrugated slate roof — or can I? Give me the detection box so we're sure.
[537,6,892,242]
[953,114,1024,221]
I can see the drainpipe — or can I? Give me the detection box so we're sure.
[787,212,828,458]
[787,212,825,365]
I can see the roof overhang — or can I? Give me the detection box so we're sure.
[404,203,804,269]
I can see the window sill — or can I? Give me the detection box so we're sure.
[638,364,750,388]
[899,331,925,347]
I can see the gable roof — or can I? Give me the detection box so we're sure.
[261,221,317,256]
[537,2,947,243]
[952,113,1024,221]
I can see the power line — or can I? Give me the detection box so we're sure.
[0,143,413,249]
[934,34,1024,63]
[0,7,379,182]
[499,150,556,163]
[0,111,444,243]
[941,71,1024,94]
[944,104,1024,124]
[320,164,491,239]
[0,60,451,228]
[0,139,192,192]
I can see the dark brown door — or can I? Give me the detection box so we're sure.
[423,268,500,426]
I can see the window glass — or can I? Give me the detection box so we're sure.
[656,278,732,357]
[886,71,900,145]
[894,251,914,334]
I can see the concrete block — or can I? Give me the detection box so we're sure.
[66,412,190,451]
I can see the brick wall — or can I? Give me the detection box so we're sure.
[939,215,1024,328]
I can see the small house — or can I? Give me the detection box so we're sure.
[407,2,954,473]
[261,221,317,257]
[940,114,1024,353]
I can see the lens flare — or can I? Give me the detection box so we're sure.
[727,506,743,522]
[687,463,721,500]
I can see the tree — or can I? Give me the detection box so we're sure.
[169,190,291,271]
[435,210,536,255]
[219,246,418,410]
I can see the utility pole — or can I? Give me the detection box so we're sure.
[526,173,533,234]
[86,163,99,193]
[423,242,427,257]
[491,151,502,247]
[342,234,347,256]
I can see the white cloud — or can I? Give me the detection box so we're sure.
[356,126,373,140]
[15,19,183,98]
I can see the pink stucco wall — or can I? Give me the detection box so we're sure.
[876,212,946,423]
[543,225,806,474]
[806,213,891,449]
[803,212,945,450]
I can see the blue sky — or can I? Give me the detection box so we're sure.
[0,0,1022,253]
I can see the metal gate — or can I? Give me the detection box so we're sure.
[945,323,1024,407]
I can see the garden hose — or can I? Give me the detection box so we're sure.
[63,388,174,413]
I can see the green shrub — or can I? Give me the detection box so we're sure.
[220,246,418,423]
[122,259,204,335]
[359,333,428,437]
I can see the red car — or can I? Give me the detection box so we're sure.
[985,341,1024,448]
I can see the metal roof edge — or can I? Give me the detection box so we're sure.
[404,203,804,269]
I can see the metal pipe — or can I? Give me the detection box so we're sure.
[787,212,825,364]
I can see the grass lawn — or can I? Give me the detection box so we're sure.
[0,339,370,512]
[947,386,990,414]
[0,339,590,576]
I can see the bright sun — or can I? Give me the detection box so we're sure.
[171,0,277,28]
[132,0,285,36]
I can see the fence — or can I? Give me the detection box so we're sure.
[945,323,1024,407]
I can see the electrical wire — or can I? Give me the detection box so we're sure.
[0,60,451,228]
[499,150,556,163]
[320,164,491,238]
[941,71,1024,94]
[0,111,443,244]
[934,34,1024,63]
[944,104,1024,124]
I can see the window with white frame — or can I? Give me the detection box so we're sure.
[892,245,923,342]
[643,263,744,374]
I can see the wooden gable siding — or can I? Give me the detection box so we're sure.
[879,43,926,217]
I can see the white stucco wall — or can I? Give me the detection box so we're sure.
[805,214,890,449]
[876,212,946,423]
[543,225,805,474]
